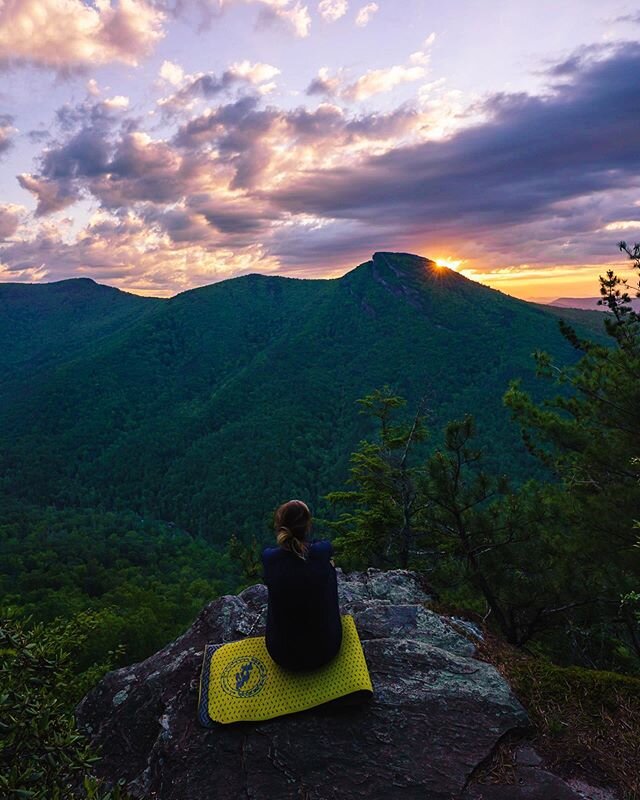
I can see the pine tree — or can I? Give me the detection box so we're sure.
[323,385,430,569]
[503,242,640,659]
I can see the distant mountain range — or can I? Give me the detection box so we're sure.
[0,252,614,543]
[548,296,640,312]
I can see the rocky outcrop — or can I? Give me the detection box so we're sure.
[76,569,612,800]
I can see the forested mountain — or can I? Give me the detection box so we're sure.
[0,277,159,384]
[0,252,612,543]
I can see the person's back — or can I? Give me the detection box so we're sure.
[262,500,342,671]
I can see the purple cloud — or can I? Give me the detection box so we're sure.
[6,42,640,291]
[271,43,640,250]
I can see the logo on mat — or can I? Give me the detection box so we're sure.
[221,656,267,698]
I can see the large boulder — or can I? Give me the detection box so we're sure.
[76,569,602,799]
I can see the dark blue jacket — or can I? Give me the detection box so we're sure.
[261,539,342,671]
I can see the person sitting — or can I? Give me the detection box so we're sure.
[261,499,343,671]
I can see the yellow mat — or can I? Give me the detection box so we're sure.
[197,614,373,725]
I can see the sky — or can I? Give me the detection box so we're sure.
[1,0,640,300]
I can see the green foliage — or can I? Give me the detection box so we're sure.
[0,608,133,799]
[327,391,612,653]
[502,242,640,664]
[620,454,640,629]
[324,385,429,569]
[418,416,570,647]
[503,244,640,540]
[0,278,158,394]
[0,504,236,668]
[226,532,263,589]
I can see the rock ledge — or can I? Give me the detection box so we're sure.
[76,569,615,800]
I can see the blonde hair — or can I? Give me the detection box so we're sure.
[274,499,312,560]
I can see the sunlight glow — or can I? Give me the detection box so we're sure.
[603,220,640,231]
[434,257,463,270]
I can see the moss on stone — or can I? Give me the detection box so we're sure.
[471,625,640,799]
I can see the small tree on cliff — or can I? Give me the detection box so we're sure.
[326,391,617,653]
[417,414,605,648]
[226,532,263,589]
[323,385,430,569]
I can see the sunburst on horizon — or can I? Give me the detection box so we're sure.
[433,257,464,270]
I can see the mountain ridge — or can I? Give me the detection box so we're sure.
[0,251,616,541]
[3,254,632,327]
[549,295,640,312]
[0,273,159,382]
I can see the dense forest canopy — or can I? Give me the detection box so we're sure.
[0,250,629,668]
[0,253,610,539]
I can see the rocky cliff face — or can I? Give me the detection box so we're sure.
[76,569,614,800]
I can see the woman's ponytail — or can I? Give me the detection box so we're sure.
[276,525,293,549]
[274,501,311,560]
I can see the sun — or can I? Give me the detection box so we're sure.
[434,257,463,270]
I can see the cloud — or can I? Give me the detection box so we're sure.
[306,66,345,96]
[0,114,15,157]
[0,208,281,294]
[0,0,312,78]
[354,1,377,27]
[104,96,131,110]
[272,42,640,267]
[159,60,185,86]
[306,44,434,102]
[157,61,281,113]
[614,11,640,24]
[318,0,347,22]
[41,126,114,179]
[306,60,427,101]
[344,64,426,101]
[255,0,311,37]
[171,97,423,189]
[0,204,24,240]
[228,60,280,84]
[17,173,81,216]
[6,88,429,282]
[27,129,52,144]
[54,95,133,132]
[0,0,166,74]
[7,42,640,291]
[542,42,616,79]
[171,95,263,148]
[16,96,135,214]
[409,35,435,66]
[158,74,236,112]
[171,0,312,37]
[409,51,430,66]
[602,220,640,231]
